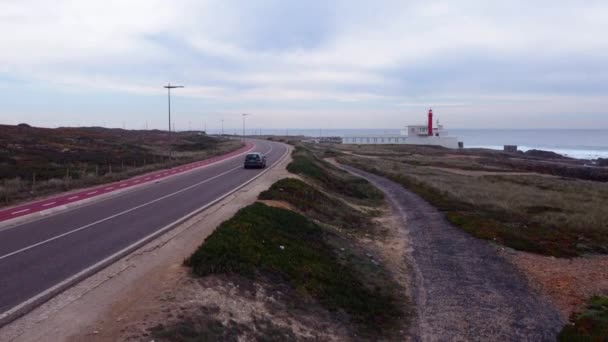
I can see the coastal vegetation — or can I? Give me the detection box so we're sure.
[258,178,378,233]
[0,124,242,206]
[153,146,407,340]
[184,203,402,336]
[559,296,608,341]
[286,146,383,205]
[320,143,608,257]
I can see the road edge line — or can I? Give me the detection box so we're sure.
[0,141,290,327]
[0,142,255,230]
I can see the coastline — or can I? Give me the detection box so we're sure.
[465,145,608,160]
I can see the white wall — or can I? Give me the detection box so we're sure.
[343,135,459,148]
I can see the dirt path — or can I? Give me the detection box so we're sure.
[341,165,564,341]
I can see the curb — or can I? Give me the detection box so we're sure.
[0,141,290,328]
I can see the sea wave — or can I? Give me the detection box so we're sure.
[466,145,608,160]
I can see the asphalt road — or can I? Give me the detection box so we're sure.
[0,142,254,222]
[0,139,288,319]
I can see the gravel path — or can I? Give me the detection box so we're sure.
[342,165,564,342]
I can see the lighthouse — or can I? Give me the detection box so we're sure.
[342,108,461,148]
[428,108,433,136]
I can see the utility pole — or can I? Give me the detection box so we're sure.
[163,83,184,159]
[220,119,224,135]
[242,113,250,137]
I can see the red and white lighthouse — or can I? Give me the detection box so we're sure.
[427,108,433,136]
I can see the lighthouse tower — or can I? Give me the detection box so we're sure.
[427,108,433,136]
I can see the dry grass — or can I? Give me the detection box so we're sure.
[0,130,242,206]
[337,154,608,256]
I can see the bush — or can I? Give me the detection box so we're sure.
[259,178,373,232]
[559,296,608,341]
[186,203,401,333]
[287,147,383,204]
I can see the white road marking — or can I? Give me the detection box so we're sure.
[105,187,113,190]
[0,142,275,262]
[0,164,244,262]
[87,191,97,195]
[11,209,30,215]
[134,180,140,183]
[0,142,258,234]
[0,141,283,326]
[119,184,127,187]
[42,202,56,207]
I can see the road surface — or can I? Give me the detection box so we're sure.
[0,139,288,323]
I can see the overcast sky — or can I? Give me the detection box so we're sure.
[1,0,607,131]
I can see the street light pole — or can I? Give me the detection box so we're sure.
[242,113,251,137]
[163,83,184,159]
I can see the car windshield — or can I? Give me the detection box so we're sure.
[246,154,259,160]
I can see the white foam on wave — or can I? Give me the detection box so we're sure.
[466,145,608,160]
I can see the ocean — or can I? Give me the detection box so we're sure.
[253,128,608,160]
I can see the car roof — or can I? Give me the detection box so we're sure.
[246,152,263,155]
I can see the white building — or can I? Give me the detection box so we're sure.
[342,109,461,149]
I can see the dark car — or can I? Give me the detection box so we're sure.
[244,152,267,169]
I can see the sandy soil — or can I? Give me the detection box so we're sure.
[425,166,548,177]
[503,251,608,318]
[257,199,298,211]
[79,264,350,341]
[342,164,564,341]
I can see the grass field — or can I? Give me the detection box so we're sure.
[334,147,608,257]
[0,125,242,206]
[331,143,608,182]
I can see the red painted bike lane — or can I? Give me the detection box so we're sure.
[0,142,254,223]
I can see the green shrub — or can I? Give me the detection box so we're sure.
[287,147,383,204]
[559,296,608,341]
[186,203,401,334]
[259,178,373,232]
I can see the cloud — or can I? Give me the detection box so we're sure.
[0,0,607,128]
